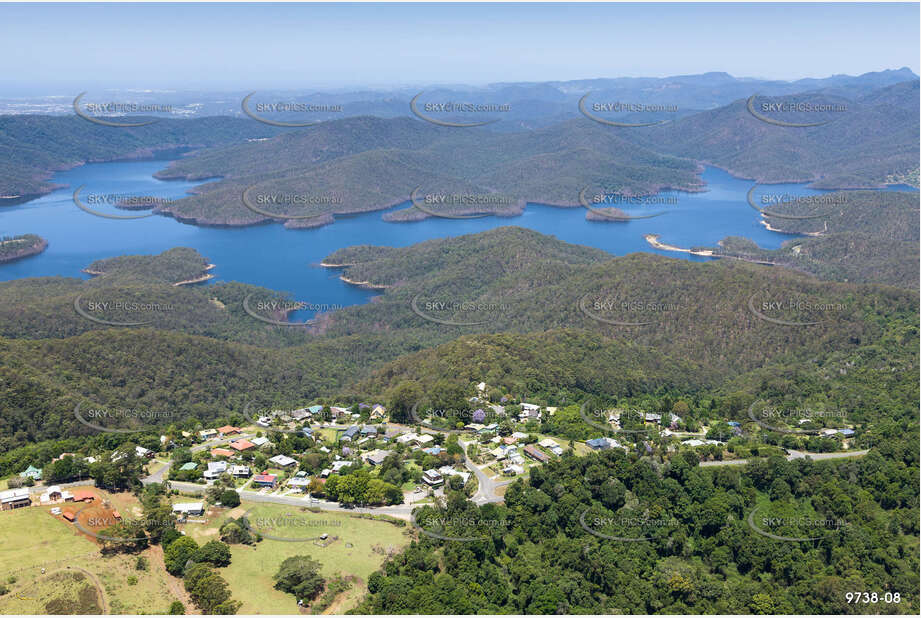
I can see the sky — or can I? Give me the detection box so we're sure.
[0,2,918,91]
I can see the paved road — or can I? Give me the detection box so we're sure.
[161,479,415,520]
[699,449,870,467]
[461,441,512,504]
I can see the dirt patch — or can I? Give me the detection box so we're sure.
[147,544,197,614]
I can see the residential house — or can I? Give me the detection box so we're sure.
[204,461,228,480]
[178,462,198,472]
[523,444,549,463]
[287,477,311,490]
[422,469,444,487]
[538,438,564,456]
[396,433,418,445]
[838,429,856,437]
[489,447,507,460]
[511,431,529,440]
[199,429,218,440]
[506,452,525,466]
[20,465,43,481]
[331,460,353,473]
[289,409,310,422]
[72,490,95,503]
[230,465,251,478]
[173,502,205,516]
[250,436,272,448]
[252,474,277,488]
[0,488,31,510]
[340,426,360,442]
[370,404,386,420]
[230,439,255,452]
[360,425,378,437]
[363,449,393,466]
[217,425,240,437]
[502,464,525,476]
[330,406,351,420]
[308,404,324,416]
[268,454,297,468]
[644,412,662,424]
[256,417,272,428]
[413,434,435,446]
[210,448,235,458]
[40,486,74,504]
[437,466,470,484]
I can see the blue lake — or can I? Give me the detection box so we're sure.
[0,159,915,320]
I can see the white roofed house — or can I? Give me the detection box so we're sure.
[173,502,205,516]
[269,454,298,468]
[204,461,228,480]
[230,465,251,478]
[1,488,32,510]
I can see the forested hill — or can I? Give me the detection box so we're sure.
[0,114,281,200]
[352,448,919,613]
[620,80,919,189]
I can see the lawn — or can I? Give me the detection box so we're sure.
[183,502,410,614]
[0,495,181,615]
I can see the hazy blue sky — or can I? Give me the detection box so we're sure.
[1,2,918,90]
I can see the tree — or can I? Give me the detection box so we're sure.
[184,563,239,614]
[219,489,241,508]
[167,601,185,615]
[164,536,199,576]
[387,381,422,424]
[273,555,325,602]
[193,540,232,567]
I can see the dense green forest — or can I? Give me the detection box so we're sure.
[353,449,919,614]
[625,80,919,189]
[151,115,701,226]
[0,115,281,199]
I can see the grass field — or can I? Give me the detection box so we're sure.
[0,492,183,615]
[183,502,410,614]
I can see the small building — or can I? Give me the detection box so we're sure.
[173,502,205,516]
[644,412,662,424]
[289,409,310,422]
[135,446,154,459]
[230,439,255,452]
[329,406,351,419]
[287,477,311,490]
[340,426,360,442]
[251,436,272,448]
[230,465,251,478]
[40,486,73,504]
[268,454,297,468]
[179,461,198,471]
[0,488,31,510]
[838,428,855,437]
[252,474,277,488]
[396,433,418,445]
[422,469,444,487]
[507,452,525,466]
[363,449,393,466]
[438,466,470,484]
[62,511,76,522]
[199,429,218,440]
[360,425,378,437]
[503,464,525,476]
[72,489,96,503]
[586,438,610,450]
[20,465,43,481]
[204,461,228,480]
[256,417,272,427]
[523,444,549,463]
[413,434,435,446]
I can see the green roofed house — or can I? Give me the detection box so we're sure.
[179,462,198,471]
[20,465,42,481]
[308,405,323,415]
